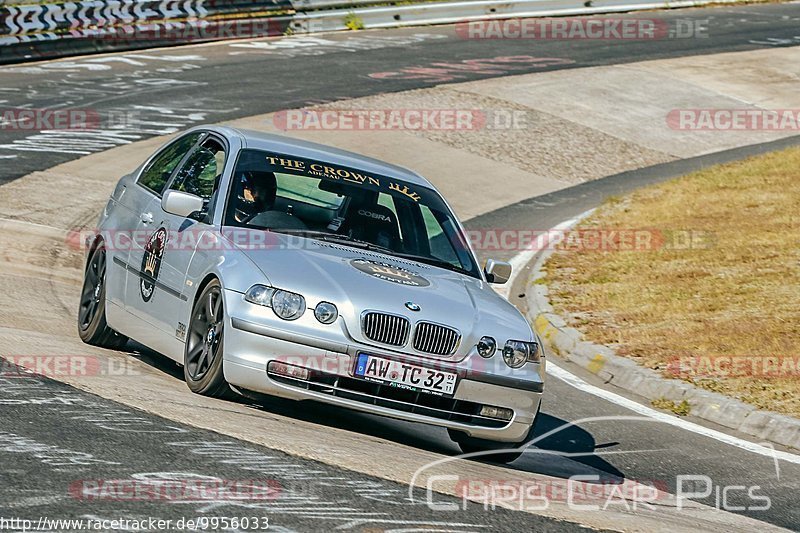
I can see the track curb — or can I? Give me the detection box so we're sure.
[523,214,800,452]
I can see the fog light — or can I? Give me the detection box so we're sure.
[479,405,514,421]
[268,361,309,381]
[314,302,338,324]
[476,336,496,358]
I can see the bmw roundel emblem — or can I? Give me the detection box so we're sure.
[405,301,421,312]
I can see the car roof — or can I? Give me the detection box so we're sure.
[198,125,436,189]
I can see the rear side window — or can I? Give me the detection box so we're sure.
[138,133,202,195]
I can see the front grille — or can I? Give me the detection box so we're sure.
[413,322,460,355]
[268,371,508,429]
[362,312,410,347]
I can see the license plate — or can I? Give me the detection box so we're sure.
[354,353,457,396]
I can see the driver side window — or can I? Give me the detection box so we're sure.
[137,133,202,195]
[169,137,226,200]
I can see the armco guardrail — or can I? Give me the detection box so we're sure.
[288,0,721,33]
[0,0,729,64]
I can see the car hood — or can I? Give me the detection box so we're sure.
[227,231,533,359]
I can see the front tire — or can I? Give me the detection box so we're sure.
[449,403,541,464]
[78,245,128,349]
[184,279,232,398]
[449,432,525,464]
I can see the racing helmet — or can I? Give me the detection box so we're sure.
[234,171,277,222]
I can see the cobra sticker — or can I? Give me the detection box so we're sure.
[140,227,168,302]
[351,259,430,287]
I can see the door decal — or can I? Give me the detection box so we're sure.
[140,227,168,302]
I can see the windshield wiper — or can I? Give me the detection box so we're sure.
[390,252,469,275]
[268,229,469,275]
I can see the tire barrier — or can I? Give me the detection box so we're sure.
[0,0,731,64]
[0,0,294,63]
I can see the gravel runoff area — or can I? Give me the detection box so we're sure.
[310,86,676,184]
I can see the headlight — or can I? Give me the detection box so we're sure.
[476,336,496,358]
[271,289,306,320]
[244,284,274,306]
[502,340,540,368]
[314,302,338,324]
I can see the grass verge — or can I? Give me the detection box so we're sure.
[544,147,800,417]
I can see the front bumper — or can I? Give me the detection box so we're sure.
[223,291,544,443]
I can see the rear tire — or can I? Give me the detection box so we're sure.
[78,245,128,349]
[184,279,233,399]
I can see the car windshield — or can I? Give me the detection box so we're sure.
[224,149,479,278]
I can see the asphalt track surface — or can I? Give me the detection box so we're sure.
[1,2,800,531]
[0,363,581,532]
[2,2,800,183]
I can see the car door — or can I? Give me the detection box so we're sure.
[124,132,204,330]
[103,177,150,310]
[129,134,228,342]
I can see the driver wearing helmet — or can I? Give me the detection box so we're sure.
[234,171,277,224]
[232,171,307,230]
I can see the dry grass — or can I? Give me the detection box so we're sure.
[544,147,800,416]
[651,399,692,416]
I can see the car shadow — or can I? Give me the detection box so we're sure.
[123,341,185,380]
[123,341,626,484]
[243,390,626,482]
[511,413,625,481]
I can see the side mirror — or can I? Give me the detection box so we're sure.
[484,259,512,284]
[162,190,204,219]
